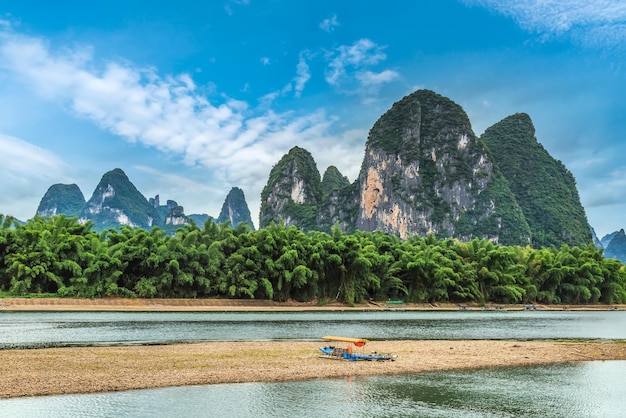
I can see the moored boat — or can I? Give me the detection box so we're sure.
[318,336,396,361]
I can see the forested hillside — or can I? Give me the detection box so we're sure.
[1,214,624,305]
[356,90,531,244]
[481,113,592,248]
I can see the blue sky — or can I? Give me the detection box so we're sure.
[1,0,625,238]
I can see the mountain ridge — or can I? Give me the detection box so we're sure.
[480,113,592,248]
[259,89,592,248]
[35,168,254,232]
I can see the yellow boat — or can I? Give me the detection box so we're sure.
[319,336,395,361]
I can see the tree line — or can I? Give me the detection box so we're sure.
[1,214,625,305]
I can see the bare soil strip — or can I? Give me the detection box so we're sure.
[1,297,624,311]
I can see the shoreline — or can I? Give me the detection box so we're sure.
[1,297,624,311]
[1,340,625,399]
[2,297,624,399]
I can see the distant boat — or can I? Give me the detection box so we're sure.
[318,336,396,361]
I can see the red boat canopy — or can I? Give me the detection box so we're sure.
[322,336,370,347]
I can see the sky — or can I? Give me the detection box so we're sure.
[1,0,625,238]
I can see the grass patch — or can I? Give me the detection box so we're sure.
[0,292,58,299]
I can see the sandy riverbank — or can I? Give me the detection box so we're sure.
[1,339,625,399]
[1,297,624,311]
[1,297,624,399]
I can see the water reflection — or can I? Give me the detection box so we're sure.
[1,361,624,417]
[1,310,625,348]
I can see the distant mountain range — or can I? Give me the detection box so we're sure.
[35,168,255,231]
[15,88,624,263]
[593,228,626,264]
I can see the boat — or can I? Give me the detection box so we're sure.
[318,336,396,361]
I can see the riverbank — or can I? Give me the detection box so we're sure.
[1,297,623,311]
[1,339,625,398]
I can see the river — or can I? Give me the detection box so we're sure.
[1,310,625,348]
[1,310,624,416]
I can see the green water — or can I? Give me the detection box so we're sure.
[2,310,626,348]
[2,361,624,417]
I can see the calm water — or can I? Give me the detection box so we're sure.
[2,310,624,416]
[1,310,626,348]
[1,361,624,417]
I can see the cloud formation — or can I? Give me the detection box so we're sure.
[0,26,366,221]
[0,133,73,219]
[224,0,250,15]
[465,0,626,46]
[0,133,69,181]
[325,39,387,85]
[583,166,626,208]
[293,52,311,97]
[356,70,400,88]
[324,39,399,99]
[319,14,339,33]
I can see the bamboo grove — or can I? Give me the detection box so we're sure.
[1,214,625,305]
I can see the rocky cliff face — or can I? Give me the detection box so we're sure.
[80,168,162,230]
[481,113,592,248]
[165,205,188,226]
[217,187,255,230]
[261,89,595,247]
[356,90,530,244]
[259,146,323,229]
[259,148,359,231]
[151,196,182,224]
[36,184,85,218]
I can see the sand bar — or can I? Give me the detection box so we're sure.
[0,340,625,399]
[1,298,625,399]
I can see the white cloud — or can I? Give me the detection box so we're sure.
[260,57,270,66]
[0,27,366,224]
[325,38,388,86]
[0,31,240,162]
[324,39,399,100]
[258,90,280,107]
[464,0,626,46]
[0,133,70,180]
[256,51,311,102]
[0,133,74,220]
[319,14,339,33]
[356,69,399,87]
[224,0,250,15]
[293,52,311,97]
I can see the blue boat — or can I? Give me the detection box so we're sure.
[318,336,396,361]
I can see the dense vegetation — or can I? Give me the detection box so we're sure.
[84,168,162,230]
[481,113,592,248]
[260,146,324,230]
[321,166,350,196]
[367,90,472,158]
[36,183,85,217]
[1,214,624,305]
